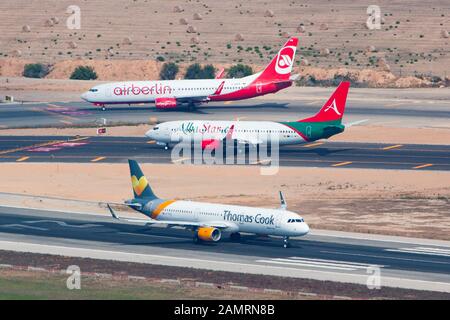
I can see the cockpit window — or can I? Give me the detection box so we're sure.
[153,126,159,130]
[288,218,304,223]
[89,88,98,92]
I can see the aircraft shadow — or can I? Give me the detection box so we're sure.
[81,102,290,114]
[282,147,355,157]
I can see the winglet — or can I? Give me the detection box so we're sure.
[213,81,225,95]
[215,68,225,79]
[225,124,235,140]
[279,191,287,210]
[107,203,120,220]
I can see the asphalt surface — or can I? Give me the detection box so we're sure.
[0,206,449,292]
[0,135,449,171]
[0,98,449,129]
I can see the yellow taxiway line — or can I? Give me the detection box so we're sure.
[331,161,353,167]
[412,163,433,169]
[172,157,191,164]
[91,156,106,162]
[382,144,403,150]
[303,142,324,148]
[16,156,29,162]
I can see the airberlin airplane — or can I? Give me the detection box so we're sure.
[81,37,298,110]
[107,160,309,248]
[146,82,363,150]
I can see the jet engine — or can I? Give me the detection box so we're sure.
[155,97,177,109]
[197,227,222,242]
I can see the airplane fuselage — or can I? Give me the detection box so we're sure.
[81,75,290,105]
[137,198,309,237]
[146,120,343,147]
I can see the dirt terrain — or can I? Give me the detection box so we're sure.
[0,163,448,240]
[0,0,449,83]
[1,250,447,299]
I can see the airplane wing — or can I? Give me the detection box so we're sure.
[177,96,210,103]
[104,202,142,209]
[235,137,263,145]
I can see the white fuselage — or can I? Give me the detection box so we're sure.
[151,200,309,237]
[146,120,306,146]
[80,74,258,104]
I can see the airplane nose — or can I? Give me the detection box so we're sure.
[145,129,153,139]
[302,223,310,235]
[81,92,89,101]
[298,223,309,236]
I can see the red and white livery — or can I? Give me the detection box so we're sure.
[81,37,298,110]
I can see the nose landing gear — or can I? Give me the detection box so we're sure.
[283,236,291,248]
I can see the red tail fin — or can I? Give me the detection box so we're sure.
[255,37,298,82]
[299,82,350,123]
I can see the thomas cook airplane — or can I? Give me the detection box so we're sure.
[81,37,298,110]
[146,81,365,150]
[107,160,309,248]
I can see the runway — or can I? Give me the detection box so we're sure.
[0,135,449,171]
[0,97,449,129]
[0,205,449,292]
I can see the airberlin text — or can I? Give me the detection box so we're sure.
[224,210,274,225]
[113,83,172,96]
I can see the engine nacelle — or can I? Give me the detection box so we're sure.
[201,139,221,150]
[197,227,221,242]
[155,97,177,109]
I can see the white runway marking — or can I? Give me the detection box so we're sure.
[1,224,47,231]
[386,247,450,257]
[25,220,101,228]
[256,256,383,271]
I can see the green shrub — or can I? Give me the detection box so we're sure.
[201,64,215,79]
[159,62,179,80]
[23,63,49,78]
[226,64,253,78]
[184,63,216,79]
[70,66,98,80]
[156,56,165,62]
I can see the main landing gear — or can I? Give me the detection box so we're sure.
[193,233,200,244]
[93,103,106,111]
[283,236,291,248]
[229,232,241,242]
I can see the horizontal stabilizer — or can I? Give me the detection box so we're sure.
[344,119,368,128]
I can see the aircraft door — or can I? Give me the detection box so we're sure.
[256,82,263,94]
[306,125,312,138]
[105,84,112,98]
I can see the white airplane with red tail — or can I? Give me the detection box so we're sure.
[81,37,298,110]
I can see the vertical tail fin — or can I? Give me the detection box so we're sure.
[255,37,298,82]
[299,81,350,123]
[128,159,157,199]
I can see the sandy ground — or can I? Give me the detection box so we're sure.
[1,125,450,145]
[0,163,449,240]
[1,77,450,98]
[0,0,449,78]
